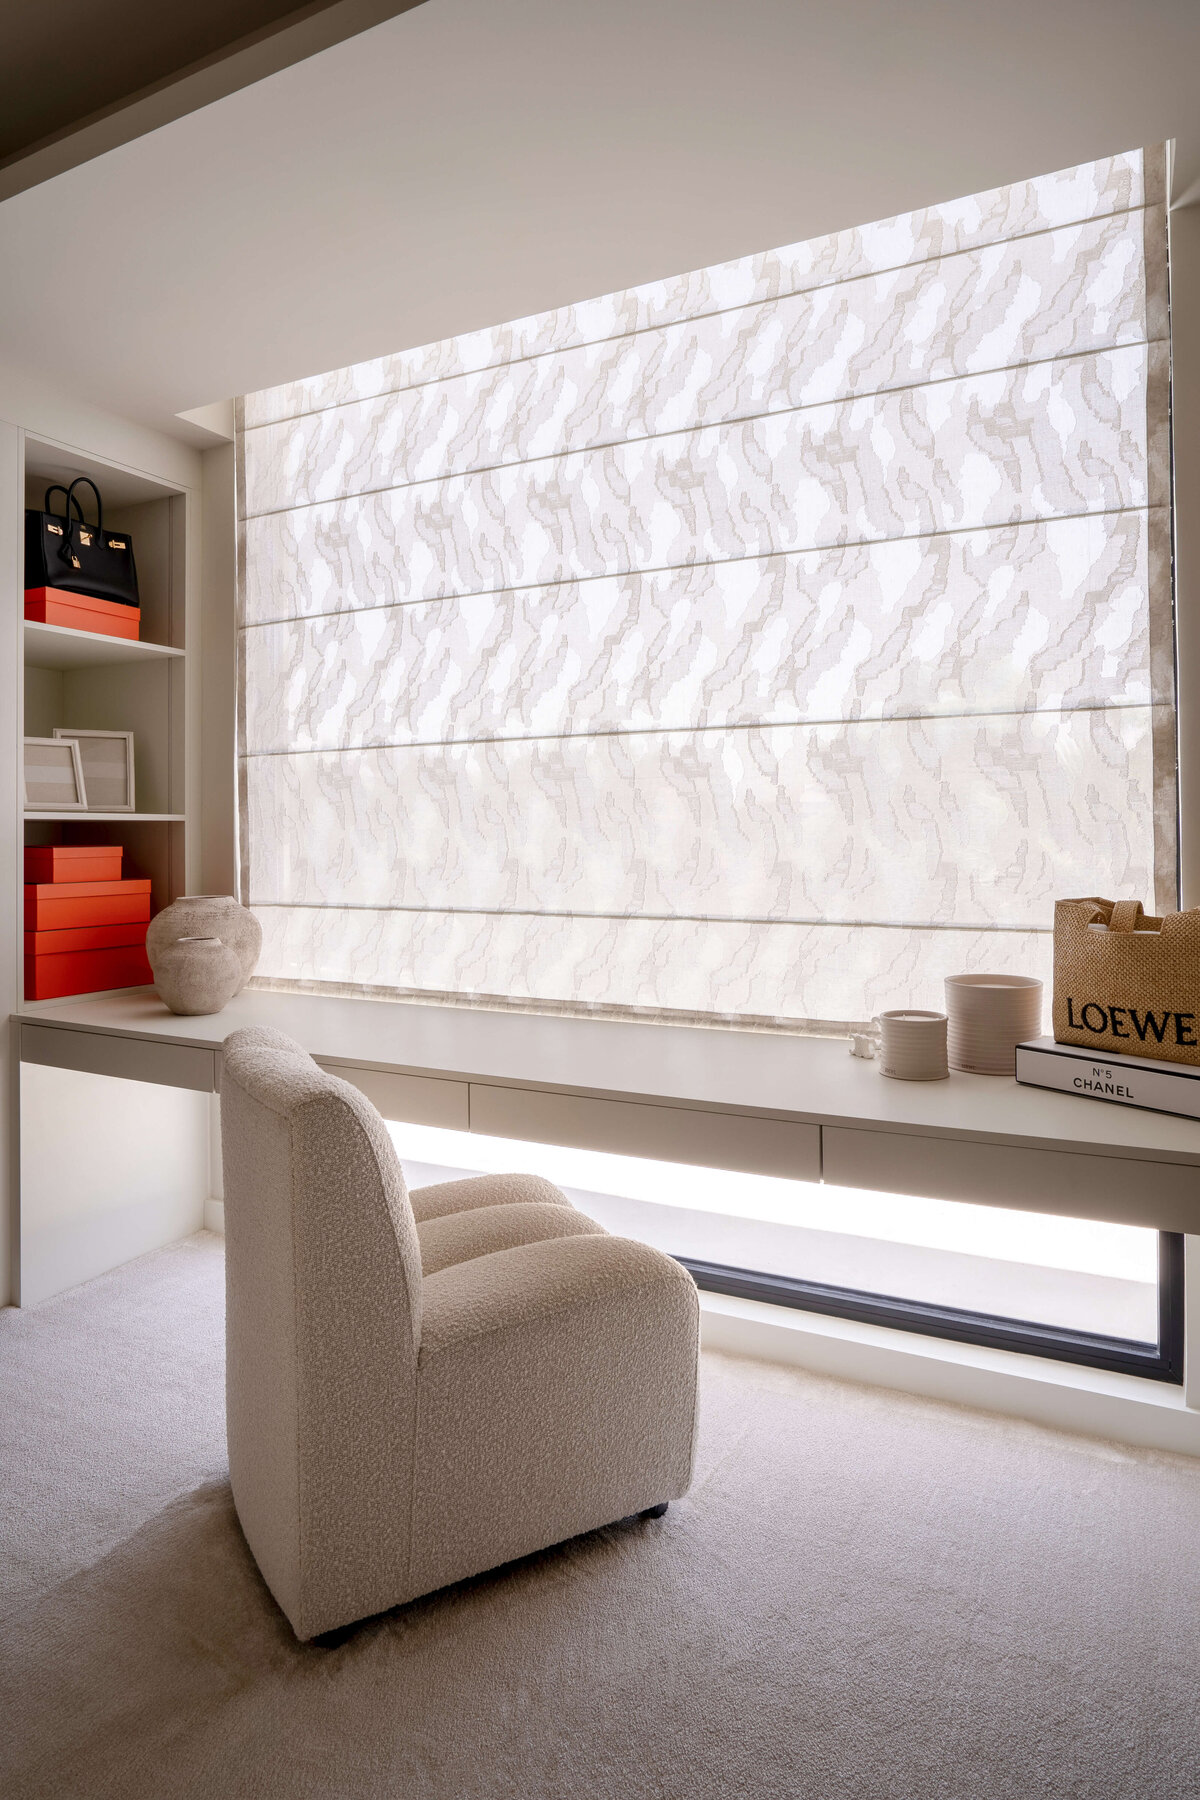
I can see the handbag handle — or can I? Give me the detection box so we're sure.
[43,484,84,524]
[65,476,104,536]
[43,483,87,573]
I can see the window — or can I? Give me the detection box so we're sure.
[389,1123,1184,1382]
[238,145,1173,1033]
[239,146,1179,1380]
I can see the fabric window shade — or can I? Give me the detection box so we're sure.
[237,145,1174,1031]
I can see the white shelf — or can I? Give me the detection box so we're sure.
[24,620,183,671]
[23,812,185,823]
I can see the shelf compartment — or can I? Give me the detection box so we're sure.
[25,649,180,815]
[21,818,186,931]
[24,620,183,672]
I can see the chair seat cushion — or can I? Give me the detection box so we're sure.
[409,1171,576,1224]
[417,1199,603,1275]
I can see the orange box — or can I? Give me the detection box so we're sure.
[24,878,151,931]
[24,844,124,884]
[24,923,148,955]
[25,586,140,641]
[24,944,153,1001]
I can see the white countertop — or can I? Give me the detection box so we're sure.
[18,984,1200,1167]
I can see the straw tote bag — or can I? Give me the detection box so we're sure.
[1052,897,1200,1067]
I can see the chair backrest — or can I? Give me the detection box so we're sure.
[220,1026,423,1638]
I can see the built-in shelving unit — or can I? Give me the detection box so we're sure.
[19,435,196,1001]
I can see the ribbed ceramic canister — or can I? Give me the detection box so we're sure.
[878,1009,949,1081]
[944,974,1043,1075]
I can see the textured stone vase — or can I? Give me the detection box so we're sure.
[146,895,262,994]
[153,936,242,1017]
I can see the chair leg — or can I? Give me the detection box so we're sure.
[641,1502,668,1520]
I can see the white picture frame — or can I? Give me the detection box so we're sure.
[53,728,135,812]
[24,737,87,811]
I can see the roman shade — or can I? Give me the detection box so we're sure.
[237,146,1172,1030]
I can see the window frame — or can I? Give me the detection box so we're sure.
[680,1229,1184,1382]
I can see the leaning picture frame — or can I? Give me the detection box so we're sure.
[53,728,135,812]
[24,737,88,811]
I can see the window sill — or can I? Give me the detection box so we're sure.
[699,1289,1200,1458]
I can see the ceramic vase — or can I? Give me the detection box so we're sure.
[146,895,261,994]
[153,936,242,1016]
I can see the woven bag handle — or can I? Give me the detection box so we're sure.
[1109,900,1145,932]
[1054,897,1110,943]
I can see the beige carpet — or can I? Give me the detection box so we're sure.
[2,1233,1200,1800]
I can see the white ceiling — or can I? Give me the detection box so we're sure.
[2,0,1199,444]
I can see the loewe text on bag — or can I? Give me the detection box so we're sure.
[1052,897,1200,1067]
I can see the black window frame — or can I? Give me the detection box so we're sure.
[679,1229,1184,1383]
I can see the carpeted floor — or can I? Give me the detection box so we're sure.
[2,1234,1200,1800]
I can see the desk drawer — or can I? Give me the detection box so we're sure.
[469,1084,821,1181]
[21,1023,216,1093]
[823,1126,1200,1235]
[319,1062,469,1129]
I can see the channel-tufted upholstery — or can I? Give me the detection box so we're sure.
[220,1026,700,1641]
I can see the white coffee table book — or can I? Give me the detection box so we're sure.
[1016,1037,1200,1122]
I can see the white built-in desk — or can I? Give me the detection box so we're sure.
[16,986,1200,1236]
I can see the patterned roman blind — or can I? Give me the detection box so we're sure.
[238,146,1173,1031]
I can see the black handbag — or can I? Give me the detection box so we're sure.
[25,477,140,609]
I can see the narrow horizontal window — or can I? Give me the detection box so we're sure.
[389,1122,1181,1382]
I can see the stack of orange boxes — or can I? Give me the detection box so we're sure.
[25,587,140,641]
[24,845,153,1000]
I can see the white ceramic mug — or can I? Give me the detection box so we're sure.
[878,1009,949,1081]
[944,974,1042,1075]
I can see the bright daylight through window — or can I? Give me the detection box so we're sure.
[387,1123,1170,1374]
[238,145,1171,1033]
[238,146,1177,1376]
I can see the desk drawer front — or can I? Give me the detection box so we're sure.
[823,1126,1200,1235]
[319,1063,469,1129]
[21,1023,216,1093]
[469,1084,821,1181]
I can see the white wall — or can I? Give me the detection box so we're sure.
[2,0,1200,437]
[0,357,199,493]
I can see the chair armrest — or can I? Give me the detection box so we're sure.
[420,1230,696,1359]
[411,1232,699,1594]
[409,1170,575,1224]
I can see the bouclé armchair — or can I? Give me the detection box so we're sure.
[220,1027,699,1641]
